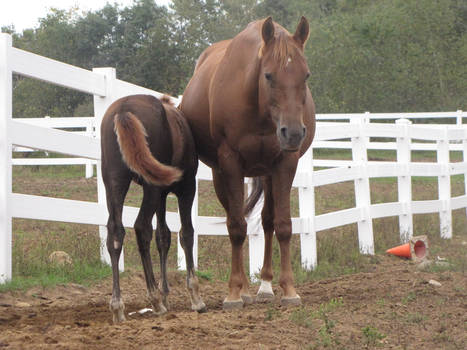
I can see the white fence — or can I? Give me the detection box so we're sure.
[1,32,466,283]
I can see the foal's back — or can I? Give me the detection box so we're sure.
[101,94,197,185]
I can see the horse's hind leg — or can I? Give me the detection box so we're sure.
[175,179,206,313]
[104,173,131,323]
[134,186,167,315]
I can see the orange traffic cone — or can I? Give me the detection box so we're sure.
[386,235,428,261]
[386,243,411,258]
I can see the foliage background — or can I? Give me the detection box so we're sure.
[2,0,466,117]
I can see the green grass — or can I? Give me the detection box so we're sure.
[0,262,111,292]
[362,326,386,347]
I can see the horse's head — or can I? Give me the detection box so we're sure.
[258,17,310,152]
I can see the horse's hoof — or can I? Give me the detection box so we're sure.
[256,292,275,303]
[241,294,254,305]
[280,295,301,307]
[192,301,207,313]
[256,280,274,303]
[223,298,243,310]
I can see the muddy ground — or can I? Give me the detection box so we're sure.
[0,254,465,350]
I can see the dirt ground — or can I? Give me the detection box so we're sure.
[0,255,465,350]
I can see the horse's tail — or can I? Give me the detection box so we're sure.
[244,177,263,216]
[113,111,183,186]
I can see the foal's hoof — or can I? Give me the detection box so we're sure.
[222,298,243,310]
[241,294,254,305]
[110,300,126,324]
[280,295,301,307]
[112,312,126,324]
[192,301,207,313]
[256,292,275,303]
[153,303,168,316]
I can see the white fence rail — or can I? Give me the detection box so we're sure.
[1,32,466,284]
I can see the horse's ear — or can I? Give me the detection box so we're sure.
[293,16,309,48]
[262,17,275,46]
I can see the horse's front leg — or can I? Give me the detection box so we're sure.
[271,155,301,306]
[214,145,251,309]
[256,176,275,302]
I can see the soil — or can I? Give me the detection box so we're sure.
[0,255,465,350]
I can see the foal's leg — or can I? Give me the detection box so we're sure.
[104,174,131,323]
[175,179,206,312]
[256,176,275,302]
[153,190,172,310]
[272,156,301,306]
[134,186,167,315]
[214,147,252,309]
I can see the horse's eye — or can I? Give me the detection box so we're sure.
[265,73,273,81]
[305,72,311,81]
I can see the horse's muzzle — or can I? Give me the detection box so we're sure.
[278,125,306,151]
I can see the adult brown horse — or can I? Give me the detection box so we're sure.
[180,17,315,309]
[101,95,206,323]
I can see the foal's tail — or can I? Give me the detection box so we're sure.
[113,112,182,186]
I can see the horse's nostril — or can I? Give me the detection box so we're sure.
[302,126,307,137]
[281,127,287,139]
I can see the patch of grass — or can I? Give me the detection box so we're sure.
[264,306,280,322]
[406,312,427,323]
[195,270,213,281]
[290,298,344,328]
[0,261,111,292]
[376,298,386,306]
[362,326,386,347]
[13,163,87,179]
[290,306,314,328]
[402,291,416,305]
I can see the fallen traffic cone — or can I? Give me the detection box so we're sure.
[387,242,411,258]
[386,235,428,261]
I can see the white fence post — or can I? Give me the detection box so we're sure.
[247,179,264,281]
[298,149,316,270]
[92,67,124,271]
[351,116,374,254]
[0,34,13,283]
[396,119,413,242]
[437,127,452,239]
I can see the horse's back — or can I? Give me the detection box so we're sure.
[181,40,233,166]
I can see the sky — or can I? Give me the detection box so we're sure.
[1,0,171,32]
